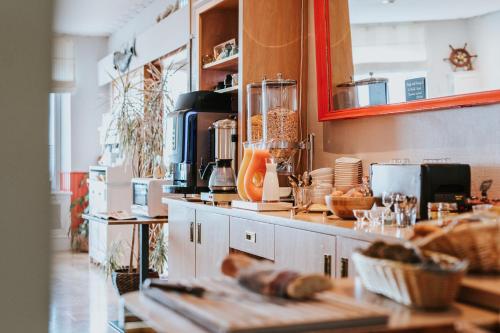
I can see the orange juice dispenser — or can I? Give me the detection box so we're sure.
[262,74,299,175]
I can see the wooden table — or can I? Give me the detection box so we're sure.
[118,278,499,333]
[83,214,167,287]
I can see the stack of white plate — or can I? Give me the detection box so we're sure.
[335,157,362,192]
[310,167,334,186]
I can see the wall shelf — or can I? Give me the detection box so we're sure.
[203,54,238,71]
[215,85,238,93]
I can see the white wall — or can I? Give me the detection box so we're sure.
[71,36,110,171]
[0,0,51,331]
[307,0,500,198]
[352,13,500,102]
[108,0,180,52]
[469,11,500,91]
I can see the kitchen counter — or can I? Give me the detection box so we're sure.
[119,278,500,333]
[162,198,413,243]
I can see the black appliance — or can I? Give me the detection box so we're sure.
[371,163,471,219]
[162,91,236,194]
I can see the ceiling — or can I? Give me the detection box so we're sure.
[349,0,500,24]
[53,0,157,36]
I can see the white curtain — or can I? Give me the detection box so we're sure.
[52,36,75,92]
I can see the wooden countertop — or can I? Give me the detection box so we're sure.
[163,198,413,243]
[121,278,500,333]
[82,213,167,225]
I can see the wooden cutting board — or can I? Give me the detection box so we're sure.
[144,277,388,333]
[458,275,500,311]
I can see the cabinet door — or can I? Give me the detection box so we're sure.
[336,237,370,278]
[195,211,230,278]
[168,205,196,279]
[275,226,336,277]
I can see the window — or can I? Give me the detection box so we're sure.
[49,93,71,192]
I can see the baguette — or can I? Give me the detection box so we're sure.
[221,254,333,300]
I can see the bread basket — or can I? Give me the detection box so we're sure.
[415,220,499,273]
[324,195,375,219]
[352,251,467,309]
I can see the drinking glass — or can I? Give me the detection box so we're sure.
[293,187,312,210]
[381,192,394,224]
[368,209,382,226]
[353,209,368,226]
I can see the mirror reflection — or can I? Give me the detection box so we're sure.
[331,0,500,110]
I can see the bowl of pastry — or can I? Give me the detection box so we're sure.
[325,188,375,219]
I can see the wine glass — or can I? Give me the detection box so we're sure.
[382,192,394,224]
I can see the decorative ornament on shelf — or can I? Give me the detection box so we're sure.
[113,39,137,73]
[443,43,477,71]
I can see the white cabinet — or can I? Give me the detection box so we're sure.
[168,206,196,279]
[88,220,136,267]
[88,165,132,215]
[230,217,275,260]
[336,237,370,278]
[168,204,229,279]
[274,226,336,277]
[195,211,230,278]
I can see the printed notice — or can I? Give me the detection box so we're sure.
[405,77,426,101]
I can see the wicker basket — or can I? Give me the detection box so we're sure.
[352,252,467,309]
[112,269,160,295]
[415,221,500,273]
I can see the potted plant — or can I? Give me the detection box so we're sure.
[104,225,165,295]
[69,174,89,252]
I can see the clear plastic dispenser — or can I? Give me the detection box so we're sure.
[247,82,263,143]
[262,74,299,173]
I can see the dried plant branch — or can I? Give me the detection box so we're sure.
[109,53,185,178]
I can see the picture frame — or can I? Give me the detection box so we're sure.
[213,38,236,61]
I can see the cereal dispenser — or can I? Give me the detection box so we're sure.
[262,74,300,173]
[247,82,263,143]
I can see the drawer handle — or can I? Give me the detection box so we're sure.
[197,223,201,244]
[245,231,256,243]
[324,254,332,277]
[340,257,349,278]
[189,222,194,242]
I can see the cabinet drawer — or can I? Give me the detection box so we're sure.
[230,217,274,260]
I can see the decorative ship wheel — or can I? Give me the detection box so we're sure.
[444,43,477,71]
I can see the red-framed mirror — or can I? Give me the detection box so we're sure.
[314,0,500,121]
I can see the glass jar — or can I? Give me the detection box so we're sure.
[246,82,263,143]
[262,74,299,144]
[261,74,299,172]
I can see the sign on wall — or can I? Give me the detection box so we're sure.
[405,77,426,101]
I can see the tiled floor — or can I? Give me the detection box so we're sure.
[50,252,119,333]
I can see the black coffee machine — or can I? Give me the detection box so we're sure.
[371,163,471,219]
[162,91,236,194]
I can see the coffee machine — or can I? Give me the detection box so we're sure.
[162,91,236,194]
[199,118,240,204]
[370,163,471,219]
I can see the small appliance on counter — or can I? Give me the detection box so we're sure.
[162,91,236,195]
[370,163,471,219]
[131,178,169,217]
[88,165,132,215]
[199,118,240,205]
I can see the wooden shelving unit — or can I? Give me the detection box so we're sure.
[202,53,238,71]
[197,0,239,91]
[194,0,307,166]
